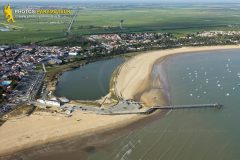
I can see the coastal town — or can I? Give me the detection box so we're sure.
[1,30,240,117]
[1,0,240,158]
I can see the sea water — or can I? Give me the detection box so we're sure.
[88,49,240,160]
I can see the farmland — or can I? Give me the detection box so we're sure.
[0,2,240,45]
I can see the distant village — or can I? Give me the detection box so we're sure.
[1,30,240,116]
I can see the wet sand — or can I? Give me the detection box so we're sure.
[0,111,141,159]
[2,110,169,160]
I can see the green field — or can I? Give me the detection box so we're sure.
[0,4,240,45]
[0,12,71,44]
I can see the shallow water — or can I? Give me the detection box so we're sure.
[87,49,240,160]
[55,58,124,100]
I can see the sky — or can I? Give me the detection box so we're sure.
[2,0,240,2]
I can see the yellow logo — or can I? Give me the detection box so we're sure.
[3,4,15,23]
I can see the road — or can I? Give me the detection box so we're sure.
[0,72,45,117]
[67,11,78,34]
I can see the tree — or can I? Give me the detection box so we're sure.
[120,20,124,29]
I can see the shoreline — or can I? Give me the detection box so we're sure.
[0,111,142,158]
[45,60,87,93]
[48,56,127,107]
[1,110,169,160]
[1,45,240,158]
[115,45,240,106]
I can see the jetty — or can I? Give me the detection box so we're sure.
[143,103,223,114]
[152,103,223,109]
[99,103,223,115]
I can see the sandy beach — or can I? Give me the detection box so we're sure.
[0,111,140,157]
[115,45,240,106]
[1,45,240,157]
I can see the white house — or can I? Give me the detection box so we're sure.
[68,52,78,56]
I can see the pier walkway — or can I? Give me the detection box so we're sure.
[143,103,223,114]
[99,103,223,115]
[152,103,223,109]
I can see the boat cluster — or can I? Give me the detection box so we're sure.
[184,58,239,99]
